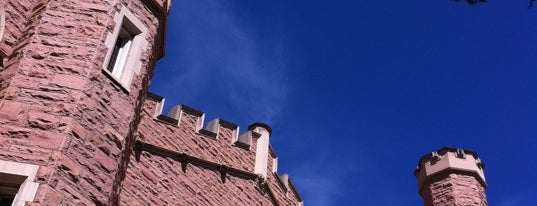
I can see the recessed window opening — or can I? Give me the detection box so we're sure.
[1,3,6,69]
[107,28,133,78]
[0,160,39,206]
[0,173,26,206]
[0,52,5,69]
[102,7,147,91]
[0,4,5,43]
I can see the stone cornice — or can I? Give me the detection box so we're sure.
[141,0,170,59]
[134,139,289,205]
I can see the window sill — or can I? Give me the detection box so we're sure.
[102,69,130,94]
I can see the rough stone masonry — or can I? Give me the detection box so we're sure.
[0,0,490,205]
[0,0,302,205]
[415,148,488,206]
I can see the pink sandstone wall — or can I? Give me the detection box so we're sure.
[120,94,302,205]
[136,96,257,172]
[0,0,301,205]
[122,151,271,205]
[0,0,36,56]
[0,0,38,96]
[0,0,167,205]
[421,173,487,206]
[266,149,302,205]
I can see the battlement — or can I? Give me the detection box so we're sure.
[414,147,486,195]
[145,92,259,151]
[136,92,302,204]
[0,0,302,204]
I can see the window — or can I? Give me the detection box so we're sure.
[0,2,5,43]
[0,173,26,206]
[0,50,5,69]
[107,28,133,78]
[103,6,148,91]
[0,160,39,206]
[0,3,6,69]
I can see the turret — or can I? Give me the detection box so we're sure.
[415,147,487,206]
[0,0,303,205]
[0,0,170,205]
[249,122,272,178]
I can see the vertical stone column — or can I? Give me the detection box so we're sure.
[249,122,272,178]
[415,148,488,206]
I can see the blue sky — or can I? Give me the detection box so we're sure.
[150,1,537,205]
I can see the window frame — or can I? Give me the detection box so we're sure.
[107,28,133,78]
[0,173,26,206]
[102,6,148,92]
[0,2,6,67]
[0,2,5,43]
[0,160,39,206]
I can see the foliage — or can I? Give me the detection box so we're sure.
[453,0,487,5]
[454,0,536,9]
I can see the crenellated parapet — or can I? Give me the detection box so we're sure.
[145,93,253,151]
[414,147,487,206]
[133,92,303,205]
[415,147,486,193]
[145,92,268,153]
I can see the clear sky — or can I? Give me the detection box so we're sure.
[150,1,537,205]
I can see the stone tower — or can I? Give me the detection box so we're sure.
[0,0,170,205]
[0,0,302,205]
[415,147,488,206]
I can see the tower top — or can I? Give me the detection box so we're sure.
[248,122,272,135]
[414,147,486,195]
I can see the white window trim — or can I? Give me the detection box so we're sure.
[108,28,132,78]
[0,2,6,64]
[0,3,5,43]
[0,160,39,206]
[103,6,148,92]
[272,157,278,173]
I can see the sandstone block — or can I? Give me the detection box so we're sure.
[28,111,59,130]
[94,150,117,173]
[28,130,66,150]
[0,100,27,123]
[50,74,88,90]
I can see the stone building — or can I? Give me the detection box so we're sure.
[0,0,488,206]
[415,148,488,206]
[0,0,302,205]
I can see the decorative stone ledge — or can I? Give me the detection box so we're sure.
[133,139,283,206]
